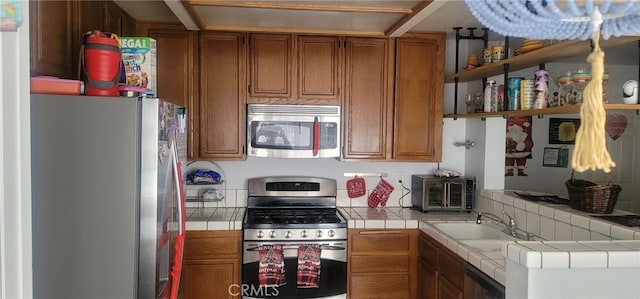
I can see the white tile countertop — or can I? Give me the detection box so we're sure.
[338,207,477,229]
[185,189,640,289]
[503,239,640,269]
[185,207,244,231]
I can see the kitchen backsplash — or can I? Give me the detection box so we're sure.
[186,187,640,241]
[476,189,640,241]
[185,186,410,208]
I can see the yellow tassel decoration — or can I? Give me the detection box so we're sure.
[570,33,616,173]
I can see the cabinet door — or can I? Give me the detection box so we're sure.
[147,28,198,159]
[30,0,75,78]
[74,1,106,80]
[147,29,197,109]
[342,37,392,160]
[179,259,240,299]
[199,32,246,160]
[418,258,438,299]
[104,1,136,37]
[349,273,410,299]
[438,275,463,299]
[249,33,292,98]
[393,33,445,161]
[297,35,341,103]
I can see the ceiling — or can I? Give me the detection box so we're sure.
[114,0,638,64]
[114,0,486,37]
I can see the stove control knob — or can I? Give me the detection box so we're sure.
[300,230,309,238]
[256,231,265,239]
[315,230,323,238]
[269,231,277,238]
[327,230,336,237]
[285,231,292,239]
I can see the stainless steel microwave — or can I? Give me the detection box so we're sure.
[410,175,476,212]
[247,104,341,158]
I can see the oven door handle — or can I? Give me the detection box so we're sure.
[245,245,346,251]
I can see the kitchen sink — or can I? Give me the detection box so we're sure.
[458,239,513,251]
[432,222,518,240]
[431,222,519,251]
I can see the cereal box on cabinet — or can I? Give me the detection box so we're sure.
[120,37,156,93]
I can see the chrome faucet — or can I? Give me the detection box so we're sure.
[476,210,519,238]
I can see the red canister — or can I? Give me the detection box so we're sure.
[81,31,121,96]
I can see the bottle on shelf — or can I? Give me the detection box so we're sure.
[484,80,496,112]
[533,69,549,109]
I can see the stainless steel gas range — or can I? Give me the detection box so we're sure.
[242,176,347,299]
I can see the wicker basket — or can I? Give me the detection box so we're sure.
[565,171,622,214]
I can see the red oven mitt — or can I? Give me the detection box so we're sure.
[368,178,394,208]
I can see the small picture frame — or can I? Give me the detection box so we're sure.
[549,118,580,144]
[543,147,569,168]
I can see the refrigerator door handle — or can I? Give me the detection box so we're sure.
[171,140,185,235]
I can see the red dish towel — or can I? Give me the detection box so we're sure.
[258,244,286,287]
[297,244,321,288]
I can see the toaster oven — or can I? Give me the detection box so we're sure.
[410,175,475,212]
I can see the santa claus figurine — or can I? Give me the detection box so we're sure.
[505,117,534,176]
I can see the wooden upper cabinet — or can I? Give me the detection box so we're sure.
[104,1,135,37]
[147,28,198,159]
[297,35,341,104]
[342,37,392,160]
[249,33,293,98]
[393,33,445,162]
[147,29,197,108]
[199,32,247,160]
[30,0,75,78]
[30,1,135,79]
[75,1,107,80]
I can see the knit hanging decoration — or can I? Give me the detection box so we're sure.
[465,0,640,40]
[465,0,640,173]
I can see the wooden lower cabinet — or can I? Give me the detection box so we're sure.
[418,231,465,299]
[418,257,437,298]
[178,230,241,299]
[348,229,418,299]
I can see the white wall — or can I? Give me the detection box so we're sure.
[503,62,640,213]
[188,116,467,207]
[507,259,640,299]
[0,1,33,297]
[446,36,640,212]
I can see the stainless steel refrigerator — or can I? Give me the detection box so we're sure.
[30,94,187,299]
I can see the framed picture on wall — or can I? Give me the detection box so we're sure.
[542,147,569,167]
[548,118,580,144]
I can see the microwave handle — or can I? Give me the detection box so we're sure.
[312,116,319,157]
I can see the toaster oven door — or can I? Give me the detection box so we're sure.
[447,180,465,208]
[425,181,445,208]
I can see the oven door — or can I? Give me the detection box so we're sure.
[241,240,347,299]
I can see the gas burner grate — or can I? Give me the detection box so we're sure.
[246,208,342,225]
